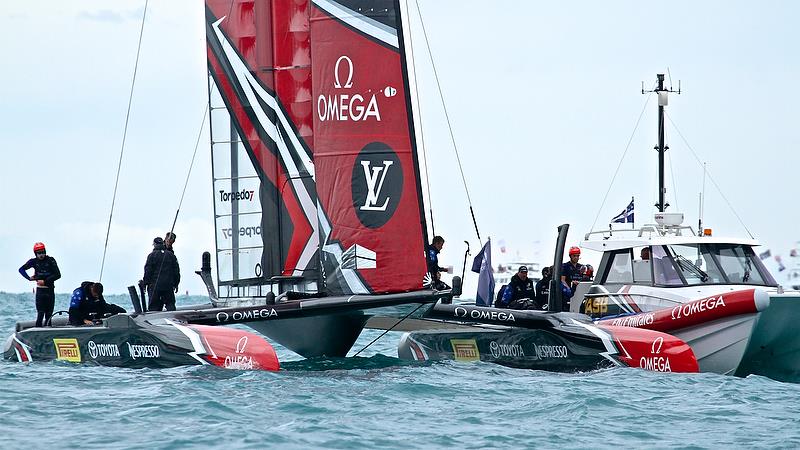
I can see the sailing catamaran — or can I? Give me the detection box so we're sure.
[199,0,454,357]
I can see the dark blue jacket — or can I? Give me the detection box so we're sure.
[561,262,584,286]
[68,282,107,326]
[497,274,535,308]
[426,244,446,276]
[19,256,61,288]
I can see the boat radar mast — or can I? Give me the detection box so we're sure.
[642,73,680,213]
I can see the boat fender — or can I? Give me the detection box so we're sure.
[753,289,770,312]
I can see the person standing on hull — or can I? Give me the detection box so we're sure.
[142,237,180,311]
[496,266,536,309]
[18,242,61,327]
[426,235,450,290]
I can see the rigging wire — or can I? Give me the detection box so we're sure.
[405,0,436,238]
[665,113,754,238]
[352,303,427,357]
[145,103,211,302]
[413,0,481,242]
[588,90,653,233]
[169,104,210,234]
[99,0,149,282]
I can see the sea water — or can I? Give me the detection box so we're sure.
[1,292,799,449]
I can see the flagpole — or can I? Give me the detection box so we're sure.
[631,196,635,230]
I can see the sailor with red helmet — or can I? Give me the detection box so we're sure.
[18,242,62,327]
[561,247,585,289]
[558,246,585,310]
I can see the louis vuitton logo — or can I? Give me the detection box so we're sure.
[359,160,394,211]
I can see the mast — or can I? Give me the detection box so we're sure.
[643,73,680,212]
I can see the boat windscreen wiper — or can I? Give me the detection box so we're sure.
[674,254,709,282]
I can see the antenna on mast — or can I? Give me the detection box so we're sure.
[642,73,681,213]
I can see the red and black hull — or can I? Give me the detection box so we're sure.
[398,304,700,374]
[4,314,279,371]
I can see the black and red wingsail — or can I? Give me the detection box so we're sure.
[205,0,429,296]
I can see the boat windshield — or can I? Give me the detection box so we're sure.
[654,243,776,287]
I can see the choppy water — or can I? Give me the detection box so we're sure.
[2,292,800,449]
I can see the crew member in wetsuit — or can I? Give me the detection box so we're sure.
[534,266,553,309]
[426,235,450,290]
[497,266,536,309]
[143,237,180,311]
[18,242,61,327]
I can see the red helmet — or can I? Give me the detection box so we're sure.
[568,246,581,256]
[33,242,46,253]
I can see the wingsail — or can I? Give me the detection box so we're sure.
[205,0,429,297]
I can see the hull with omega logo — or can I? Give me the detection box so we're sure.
[4,313,279,371]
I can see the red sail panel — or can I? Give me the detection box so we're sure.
[206,0,319,282]
[310,1,427,294]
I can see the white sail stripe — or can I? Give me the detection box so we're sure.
[312,0,399,49]
[214,19,319,272]
[215,19,314,177]
[319,203,368,294]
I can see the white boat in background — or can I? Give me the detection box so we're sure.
[569,75,800,381]
[494,261,541,293]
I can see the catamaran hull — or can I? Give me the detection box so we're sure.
[399,328,615,372]
[594,288,771,377]
[735,292,800,381]
[174,291,446,358]
[397,304,700,374]
[4,315,279,371]
[672,315,757,375]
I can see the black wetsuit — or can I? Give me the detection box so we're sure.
[143,243,180,311]
[534,276,551,310]
[19,256,61,327]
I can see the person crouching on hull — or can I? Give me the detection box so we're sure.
[69,282,126,326]
[142,237,180,311]
[18,242,61,327]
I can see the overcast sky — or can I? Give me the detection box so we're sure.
[1,0,798,294]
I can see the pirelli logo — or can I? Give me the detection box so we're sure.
[53,338,81,363]
[450,339,480,362]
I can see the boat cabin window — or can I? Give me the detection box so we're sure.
[652,245,683,286]
[632,246,653,284]
[655,243,776,287]
[605,251,633,284]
